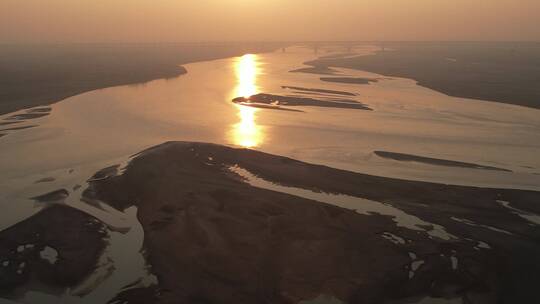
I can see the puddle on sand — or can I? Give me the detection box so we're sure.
[465,238,491,250]
[229,165,456,240]
[451,217,513,235]
[407,252,425,279]
[382,232,407,245]
[39,247,58,265]
[476,241,491,249]
[497,200,540,225]
[450,256,459,270]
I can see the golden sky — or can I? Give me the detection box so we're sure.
[1,0,539,43]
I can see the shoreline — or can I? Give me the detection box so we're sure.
[0,43,285,115]
[374,151,512,172]
[90,142,540,303]
[307,42,540,109]
[2,141,540,303]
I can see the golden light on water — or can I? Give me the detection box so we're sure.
[234,106,260,148]
[230,54,264,148]
[236,54,259,98]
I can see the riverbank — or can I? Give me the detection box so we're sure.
[0,42,285,115]
[308,42,540,109]
[88,141,540,304]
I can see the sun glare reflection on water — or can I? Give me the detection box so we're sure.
[230,54,264,148]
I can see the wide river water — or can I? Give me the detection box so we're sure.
[1,45,539,302]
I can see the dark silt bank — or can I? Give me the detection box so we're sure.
[281,86,357,96]
[320,77,378,84]
[374,151,512,172]
[0,205,106,298]
[87,142,540,304]
[232,93,372,111]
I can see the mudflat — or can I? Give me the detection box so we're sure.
[308,42,540,109]
[0,205,106,297]
[374,151,512,172]
[83,142,540,304]
[232,93,372,111]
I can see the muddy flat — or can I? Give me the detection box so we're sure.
[375,151,512,172]
[320,77,378,84]
[85,142,540,304]
[281,86,357,96]
[290,65,340,75]
[233,93,371,111]
[309,42,540,109]
[0,205,106,297]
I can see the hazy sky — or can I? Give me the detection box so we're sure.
[1,0,539,43]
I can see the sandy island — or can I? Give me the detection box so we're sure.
[374,151,512,172]
[232,93,371,111]
[281,86,357,97]
[320,77,378,85]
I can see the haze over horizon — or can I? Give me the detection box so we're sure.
[1,0,540,43]
[2,1,540,304]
